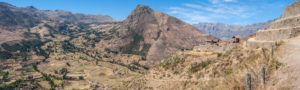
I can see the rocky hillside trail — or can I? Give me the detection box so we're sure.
[272,35,300,89]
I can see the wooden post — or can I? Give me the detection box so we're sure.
[260,67,265,87]
[246,73,251,90]
[271,46,274,58]
[262,48,268,61]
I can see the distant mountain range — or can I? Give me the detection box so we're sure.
[0,2,114,30]
[193,20,275,40]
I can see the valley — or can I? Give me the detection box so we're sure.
[0,0,300,90]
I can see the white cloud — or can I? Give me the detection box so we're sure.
[224,0,237,2]
[167,0,254,24]
[209,0,237,4]
[168,7,212,23]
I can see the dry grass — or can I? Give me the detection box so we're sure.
[125,45,283,90]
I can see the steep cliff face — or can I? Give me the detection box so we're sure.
[111,5,217,65]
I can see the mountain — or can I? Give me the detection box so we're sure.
[193,20,275,40]
[106,5,217,65]
[0,2,217,89]
[0,2,41,30]
[0,2,114,30]
[32,9,114,24]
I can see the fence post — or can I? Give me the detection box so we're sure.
[262,48,268,61]
[260,66,265,88]
[271,46,274,58]
[246,73,251,90]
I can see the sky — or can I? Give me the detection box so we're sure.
[0,0,297,25]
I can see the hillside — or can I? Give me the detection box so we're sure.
[247,0,300,89]
[123,0,300,90]
[0,3,216,89]
[1,0,300,89]
[105,5,217,65]
[193,20,274,40]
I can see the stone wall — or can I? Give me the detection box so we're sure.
[246,38,276,49]
[269,16,300,29]
[255,27,300,41]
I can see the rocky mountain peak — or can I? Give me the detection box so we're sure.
[124,5,154,24]
[281,0,300,18]
[133,5,153,14]
[112,5,217,65]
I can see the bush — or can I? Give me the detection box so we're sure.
[23,32,40,39]
[189,60,212,73]
[121,32,151,57]
[0,51,13,59]
[62,41,78,53]
[1,43,22,52]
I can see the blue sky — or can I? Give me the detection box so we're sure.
[0,0,297,25]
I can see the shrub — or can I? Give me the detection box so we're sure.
[62,41,78,53]
[1,43,22,52]
[189,60,212,73]
[0,51,13,59]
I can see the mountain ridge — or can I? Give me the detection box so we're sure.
[0,2,114,30]
[193,19,275,40]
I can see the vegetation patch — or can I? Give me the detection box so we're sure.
[189,60,212,73]
[0,39,49,60]
[121,31,151,57]
[62,40,80,53]
[154,30,162,40]
[0,51,13,59]
[161,56,184,70]
[1,43,22,52]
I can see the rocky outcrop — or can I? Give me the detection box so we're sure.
[247,0,300,49]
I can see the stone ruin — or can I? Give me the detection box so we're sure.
[247,0,300,49]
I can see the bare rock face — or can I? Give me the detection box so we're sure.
[111,5,217,65]
[269,0,300,29]
[281,0,300,18]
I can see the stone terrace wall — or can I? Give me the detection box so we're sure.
[255,27,300,41]
[270,16,300,29]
